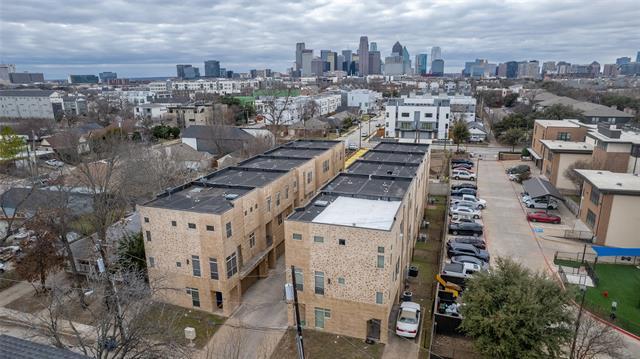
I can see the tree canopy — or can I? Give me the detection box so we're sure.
[540,104,584,121]
[500,127,527,152]
[451,120,470,151]
[460,258,573,358]
[0,126,26,161]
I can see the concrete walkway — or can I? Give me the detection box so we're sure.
[381,306,420,359]
[201,257,287,359]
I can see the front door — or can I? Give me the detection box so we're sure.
[214,291,223,308]
[367,319,381,341]
[314,308,325,329]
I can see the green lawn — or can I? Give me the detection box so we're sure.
[272,328,384,359]
[581,264,640,335]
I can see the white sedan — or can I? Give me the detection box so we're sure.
[45,159,64,168]
[396,301,421,338]
[449,205,482,219]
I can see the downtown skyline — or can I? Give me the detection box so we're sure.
[1,0,639,78]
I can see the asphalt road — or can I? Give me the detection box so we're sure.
[341,114,384,149]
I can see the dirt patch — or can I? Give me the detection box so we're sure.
[272,328,384,359]
[431,334,481,358]
[5,290,52,314]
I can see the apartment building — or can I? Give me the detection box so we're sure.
[587,124,640,175]
[285,141,430,343]
[255,93,341,125]
[138,140,345,316]
[170,79,259,95]
[0,90,62,120]
[529,119,589,169]
[540,140,593,192]
[576,170,640,247]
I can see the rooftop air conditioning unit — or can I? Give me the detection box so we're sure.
[225,193,239,200]
[314,200,329,207]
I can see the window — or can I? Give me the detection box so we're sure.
[314,271,324,295]
[293,180,297,189]
[292,233,302,241]
[401,112,410,117]
[186,288,200,307]
[225,222,232,238]
[276,192,281,206]
[144,217,149,223]
[557,132,571,141]
[192,255,201,277]
[226,252,238,278]
[171,220,177,227]
[285,186,289,199]
[148,257,155,268]
[176,262,182,267]
[307,171,313,184]
[206,225,214,231]
[188,223,196,229]
[586,209,597,228]
[145,230,151,242]
[424,112,433,118]
[378,246,384,254]
[377,255,385,268]
[337,277,345,285]
[276,213,282,225]
[249,232,256,248]
[322,160,329,173]
[314,308,331,329]
[209,258,219,280]
[294,267,304,291]
[376,292,383,304]
[590,188,600,205]
[313,236,324,243]
[420,122,433,130]
[267,196,272,212]
[338,239,346,246]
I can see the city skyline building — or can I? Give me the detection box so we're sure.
[301,49,313,76]
[358,36,369,76]
[430,46,442,72]
[204,60,221,77]
[415,54,428,75]
[295,42,305,71]
[431,59,444,76]
[370,42,378,52]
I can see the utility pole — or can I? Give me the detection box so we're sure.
[290,266,305,359]
[569,244,588,359]
[358,118,362,149]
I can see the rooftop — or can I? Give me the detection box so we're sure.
[312,196,401,230]
[284,140,341,149]
[146,183,252,213]
[361,150,424,164]
[535,119,582,128]
[540,140,593,153]
[322,173,411,200]
[588,129,640,145]
[264,147,325,158]
[0,334,88,358]
[373,142,430,153]
[0,89,56,97]
[576,170,640,195]
[203,167,286,187]
[236,155,307,171]
[348,160,417,178]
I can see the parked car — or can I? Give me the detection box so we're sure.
[448,222,483,237]
[449,205,482,219]
[45,159,64,168]
[451,255,489,269]
[452,170,476,181]
[452,159,474,166]
[451,183,477,191]
[348,144,358,150]
[451,188,477,197]
[509,171,531,183]
[451,195,486,209]
[527,211,561,224]
[450,215,476,224]
[452,163,473,170]
[448,237,487,250]
[447,242,490,261]
[396,302,421,338]
[506,164,530,174]
[442,262,482,279]
[525,198,559,210]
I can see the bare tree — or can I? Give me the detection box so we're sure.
[299,100,319,138]
[571,315,626,359]
[564,160,592,191]
[259,84,296,139]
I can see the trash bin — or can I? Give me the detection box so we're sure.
[402,291,413,302]
[408,266,419,277]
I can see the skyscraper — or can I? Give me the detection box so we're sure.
[358,36,369,76]
[327,52,337,71]
[636,51,640,63]
[402,46,411,74]
[431,59,444,76]
[295,42,305,71]
[430,46,442,71]
[302,49,314,76]
[320,50,331,62]
[392,41,403,56]
[616,57,631,66]
[369,51,382,74]
[204,60,220,77]
[98,71,117,83]
[415,54,428,75]
[370,42,378,52]
[342,50,352,72]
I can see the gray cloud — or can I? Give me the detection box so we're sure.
[1,0,638,79]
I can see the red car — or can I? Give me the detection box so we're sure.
[527,211,561,224]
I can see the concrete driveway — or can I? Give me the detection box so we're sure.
[202,257,287,359]
[381,305,420,359]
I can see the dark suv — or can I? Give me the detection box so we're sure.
[448,222,483,237]
[452,159,474,166]
[448,237,487,250]
[446,242,490,262]
[506,164,530,174]
[451,183,477,191]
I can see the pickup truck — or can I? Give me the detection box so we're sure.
[451,194,486,209]
[442,262,482,279]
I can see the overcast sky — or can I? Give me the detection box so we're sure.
[1,0,639,79]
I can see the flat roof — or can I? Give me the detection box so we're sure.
[588,129,640,145]
[284,140,340,149]
[576,170,640,195]
[203,167,286,187]
[312,196,401,230]
[348,160,418,178]
[145,184,252,213]
[361,150,425,164]
[322,173,411,199]
[540,140,593,153]
[264,147,325,159]
[535,119,581,128]
[236,155,307,171]
[373,142,430,153]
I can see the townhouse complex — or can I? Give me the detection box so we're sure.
[285,142,430,343]
[138,140,345,316]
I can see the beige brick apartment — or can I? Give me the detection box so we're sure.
[576,170,640,247]
[529,119,588,169]
[285,142,430,344]
[540,140,593,192]
[138,140,344,316]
